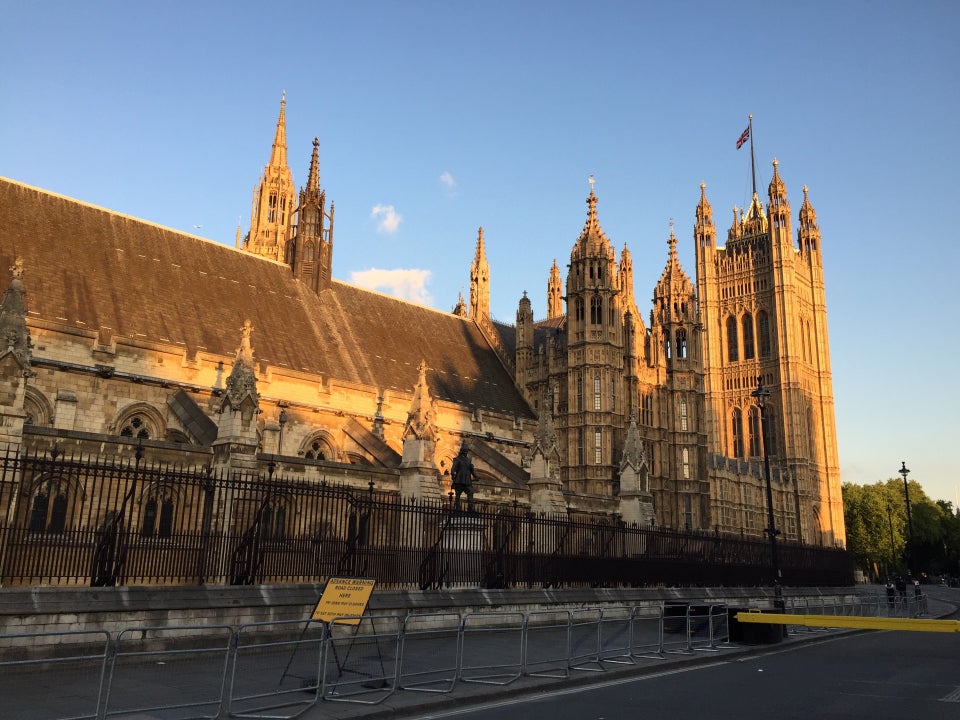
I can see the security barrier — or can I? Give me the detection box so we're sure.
[228,619,327,719]
[398,612,461,693]
[5,592,895,719]
[103,624,233,719]
[523,610,571,678]
[321,614,402,705]
[459,611,525,685]
[0,629,110,720]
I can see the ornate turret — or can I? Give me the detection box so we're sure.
[617,244,636,315]
[547,259,563,319]
[527,389,565,514]
[694,183,716,251]
[798,185,821,257]
[0,258,32,371]
[618,413,654,527]
[469,227,490,321]
[212,321,261,471]
[245,94,296,262]
[767,159,792,242]
[0,258,32,449]
[399,360,443,501]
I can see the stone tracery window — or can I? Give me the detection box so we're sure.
[727,316,739,362]
[120,415,151,439]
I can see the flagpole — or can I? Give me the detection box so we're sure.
[748,114,757,198]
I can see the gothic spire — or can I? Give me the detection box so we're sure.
[470,226,490,320]
[306,137,320,193]
[269,92,289,170]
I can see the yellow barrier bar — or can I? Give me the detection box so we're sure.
[734,613,960,633]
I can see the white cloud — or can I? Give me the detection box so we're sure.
[440,171,457,192]
[370,204,402,233]
[350,268,433,305]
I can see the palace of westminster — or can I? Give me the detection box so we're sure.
[0,97,845,549]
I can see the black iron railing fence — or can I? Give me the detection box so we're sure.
[0,448,854,588]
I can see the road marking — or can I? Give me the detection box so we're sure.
[419,663,730,718]
[941,686,960,703]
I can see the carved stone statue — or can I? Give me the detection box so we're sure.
[451,444,476,511]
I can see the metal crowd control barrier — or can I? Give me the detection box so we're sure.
[598,605,634,667]
[228,618,327,719]
[459,611,524,685]
[0,629,110,720]
[630,604,665,659]
[523,609,571,679]
[322,614,402,705]
[102,624,232,720]
[662,603,694,655]
[398,612,461,694]
[569,608,604,672]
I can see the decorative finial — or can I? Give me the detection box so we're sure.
[11,257,24,279]
[313,136,319,148]
[282,90,286,103]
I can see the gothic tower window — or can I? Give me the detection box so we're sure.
[676,329,687,359]
[268,193,277,222]
[575,298,585,323]
[758,311,771,357]
[681,447,690,478]
[262,502,287,541]
[742,314,755,360]
[594,429,602,464]
[576,374,583,412]
[684,495,693,530]
[590,295,602,325]
[577,428,585,466]
[748,406,762,456]
[727,316,739,362]
[641,393,653,426]
[593,372,601,411]
[680,400,688,431]
[610,376,616,412]
[732,407,744,458]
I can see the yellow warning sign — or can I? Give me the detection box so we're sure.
[311,577,376,624]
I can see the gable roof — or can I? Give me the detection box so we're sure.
[0,177,534,420]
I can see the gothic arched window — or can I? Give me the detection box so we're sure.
[748,406,762,457]
[732,408,744,458]
[727,316,739,362]
[758,311,771,358]
[28,483,69,534]
[742,314,755,360]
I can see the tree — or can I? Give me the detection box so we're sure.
[843,479,960,581]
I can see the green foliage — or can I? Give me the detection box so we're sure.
[842,479,960,580]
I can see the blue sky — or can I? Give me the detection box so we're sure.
[2,1,958,504]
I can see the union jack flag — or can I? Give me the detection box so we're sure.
[736,125,750,150]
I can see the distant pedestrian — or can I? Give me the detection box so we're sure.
[885,580,895,609]
[913,578,922,598]
[895,576,907,597]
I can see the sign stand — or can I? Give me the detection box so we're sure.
[278,576,377,691]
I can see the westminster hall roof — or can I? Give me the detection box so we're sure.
[0,177,534,420]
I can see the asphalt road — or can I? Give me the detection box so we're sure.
[422,614,960,720]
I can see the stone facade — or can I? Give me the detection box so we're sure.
[0,98,845,549]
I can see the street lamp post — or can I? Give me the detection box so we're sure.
[899,461,914,577]
[886,503,896,577]
[751,379,782,603]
